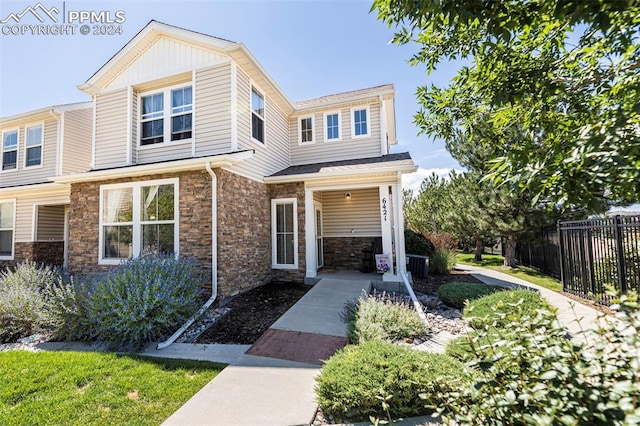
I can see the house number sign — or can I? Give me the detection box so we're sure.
[381,197,388,222]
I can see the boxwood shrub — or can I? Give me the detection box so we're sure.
[465,288,554,329]
[316,340,473,422]
[437,282,502,309]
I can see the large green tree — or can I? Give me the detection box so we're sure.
[374,0,640,209]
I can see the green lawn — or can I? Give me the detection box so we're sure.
[0,350,224,425]
[456,252,563,292]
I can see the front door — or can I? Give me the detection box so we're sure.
[315,204,324,269]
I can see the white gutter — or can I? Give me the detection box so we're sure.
[157,162,218,349]
[401,271,429,327]
[48,109,62,176]
[264,163,418,184]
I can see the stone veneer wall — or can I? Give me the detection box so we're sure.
[215,169,271,299]
[323,237,378,271]
[68,170,214,278]
[67,168,273,299]
[0,241,64,270]
[268,182,306,282]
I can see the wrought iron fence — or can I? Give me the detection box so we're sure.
[514,227,561,278]
[558,215,640,305]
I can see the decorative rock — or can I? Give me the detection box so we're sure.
[176,306,232,343]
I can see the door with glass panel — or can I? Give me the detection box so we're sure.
[315,204,324,269]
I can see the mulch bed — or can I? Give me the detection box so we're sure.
[195,281,310,344]
[412,269,483,295]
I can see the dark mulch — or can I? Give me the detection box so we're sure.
[195,281,310,344]
[412,269,483,295]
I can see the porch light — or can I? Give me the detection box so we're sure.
[345,192,351,200]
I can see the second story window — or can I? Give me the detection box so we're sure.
[324,112,341,141]
[352,107,370,138]
[251,87,265,143]
[141,93,164,145]
[298,116,314,144]
[25,124,43,167]
[140,85,193,147]
[2,130,18,171]
[171,86,192,141]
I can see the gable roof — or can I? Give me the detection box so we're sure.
[294,84,395,110]
[79,20,294,114]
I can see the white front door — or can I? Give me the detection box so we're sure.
[315,204,324,269]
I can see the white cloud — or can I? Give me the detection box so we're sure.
[401,167,463,194]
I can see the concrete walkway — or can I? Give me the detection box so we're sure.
[162,277,372,426]
[457,264,607,342]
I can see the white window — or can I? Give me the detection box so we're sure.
[251,86,265,143]
[0,200,15,259]
[298,116,314,144]
[100,178,178,264]
[271,198,298,269]
[2,129,18,171]
[351,106,370,138]
[140,85,192,146]
[324,111,342,141]
[25,124,43,168]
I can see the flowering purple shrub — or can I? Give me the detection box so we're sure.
[88,255,204,349]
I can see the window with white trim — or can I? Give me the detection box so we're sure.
[251,87,265,143]
[324,111,341,141]
[271,198,298,269]
[140,85,192,146]
[2,130,18,171]
[25,124,43,167]
[351,106,370,138]
[298,116,314,144]
[100,179,178,263]
[0,201,15,258]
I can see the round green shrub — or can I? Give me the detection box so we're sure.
[0,262,60,343]
[404,229,435,256]
[465,288,554,329]
[437,282,502,309]
[316,340,473,421]
[89,255,204,349]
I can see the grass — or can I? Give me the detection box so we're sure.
[456,251,562,292]
[0,350,225,425]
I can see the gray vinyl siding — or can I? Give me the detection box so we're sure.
[36,205,65,241]
[322,188,381,237]
[0,118,58,188]
[13,188,69,242]
[313,191,322,204]
[195,63,232,155]
[290,103,382,166]
[94,88,128,169]
[230,67,290,180]
[131,90,138,164]
[137,141,192,163]
[61,108,92,175]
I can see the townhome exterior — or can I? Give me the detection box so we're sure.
[0,103,93,269]
[47,20,417,300]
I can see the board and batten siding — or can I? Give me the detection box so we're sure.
[94,88,128,169]
[0,117,58,188]
[228,67,290,181]
[289,103,382,166]
[322,188,381,237]
[13,188,69,242]
[36,205,65,241]
[61,108,92,175]
[195,63,232,156]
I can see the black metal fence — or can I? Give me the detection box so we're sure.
[514,227,561,278]
[558,215,640,305]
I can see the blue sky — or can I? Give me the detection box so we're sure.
[0,0,462,191]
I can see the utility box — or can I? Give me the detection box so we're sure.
[406,254,429,278]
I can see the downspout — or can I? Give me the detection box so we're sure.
[157,162,218,349]
[401,271,429,327]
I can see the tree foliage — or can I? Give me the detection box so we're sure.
[374,0,640,209]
